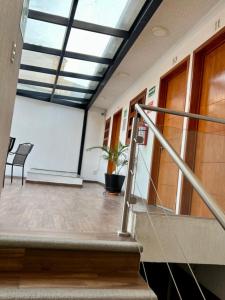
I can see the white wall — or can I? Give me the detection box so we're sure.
[102,0,225,202]
[7,96,106,181]
[135,212,225,265]
[7,96,84,177]
[81,106,106,182]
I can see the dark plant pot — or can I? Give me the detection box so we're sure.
[105,173,125,194]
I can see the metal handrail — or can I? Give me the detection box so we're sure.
[135,104,225,230]
[140,104,225,125]
[119,104,225,236]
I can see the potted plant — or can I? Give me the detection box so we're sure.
[87,142,128,194]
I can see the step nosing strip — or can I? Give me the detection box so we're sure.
[0,236,143,252]
[0,288,156,300]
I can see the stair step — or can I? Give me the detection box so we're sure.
[0,235,157,299]
[0,287,157,299]
[0,235,142,275]
[0,234,142,253]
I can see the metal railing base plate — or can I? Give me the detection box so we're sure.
[118,231,131,237]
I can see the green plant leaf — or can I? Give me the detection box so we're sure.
[86,142,128,174]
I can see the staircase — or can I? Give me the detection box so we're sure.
[0,234,157,299]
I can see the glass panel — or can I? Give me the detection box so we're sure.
[67,28,122,58]
[57,76,98,90]
[17,83,52,94]
[29,0,73,17]
[55,89,92,99]
[21,50,59,69]
[24,19,66,49]
[61,57,108,76]
[55,99,87,105]
[75,0,146,30]
[19,69,56,84]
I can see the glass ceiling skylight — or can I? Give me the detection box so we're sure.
[75,0,146,30]
[57,76,99,90]
[19,70,56,84]
[54,89,92,99]
[17,0,159,109]
[25,19,66,49]
[17,83,53,94]
[29,0,73,18]
[61,58,107,77]
[21,50,60,70]
[67,28,122,59]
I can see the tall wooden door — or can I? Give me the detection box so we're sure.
[190,38,225,217]
[149,59,189,211]
[108,109,122,174]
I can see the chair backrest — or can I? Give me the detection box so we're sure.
[8,137,16,154]
[12,143,34,166]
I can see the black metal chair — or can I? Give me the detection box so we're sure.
[8,137,16,154]
[2,137,16,188]
[4,143,34,186]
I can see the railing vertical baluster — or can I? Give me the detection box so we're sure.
[118,115,139,237]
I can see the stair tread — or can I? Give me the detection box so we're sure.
[0,287,157,300]
[0,234,142,253]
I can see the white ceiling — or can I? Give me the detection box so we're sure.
[94,0,219,109]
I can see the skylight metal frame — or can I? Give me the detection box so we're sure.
[17,0,162,110]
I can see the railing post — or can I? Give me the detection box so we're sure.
[118,115,139,237]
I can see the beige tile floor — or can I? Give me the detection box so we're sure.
[0,178,125,240]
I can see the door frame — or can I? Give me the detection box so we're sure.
[147,56,190,205]
[107,108,123,174]
[125,88,147,145]
[180,27,225,214]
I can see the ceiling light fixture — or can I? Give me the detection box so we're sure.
[152,26,169,37]
[116,71,130,79]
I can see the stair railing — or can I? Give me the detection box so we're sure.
[119,103,225,236]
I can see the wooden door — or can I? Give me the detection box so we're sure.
[108,109,122,174]
[149,59,189,210]
[126,89,147,145]
[190,39,225,217]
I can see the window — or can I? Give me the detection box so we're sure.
[126,89,147,144]
[103,118,111,146]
